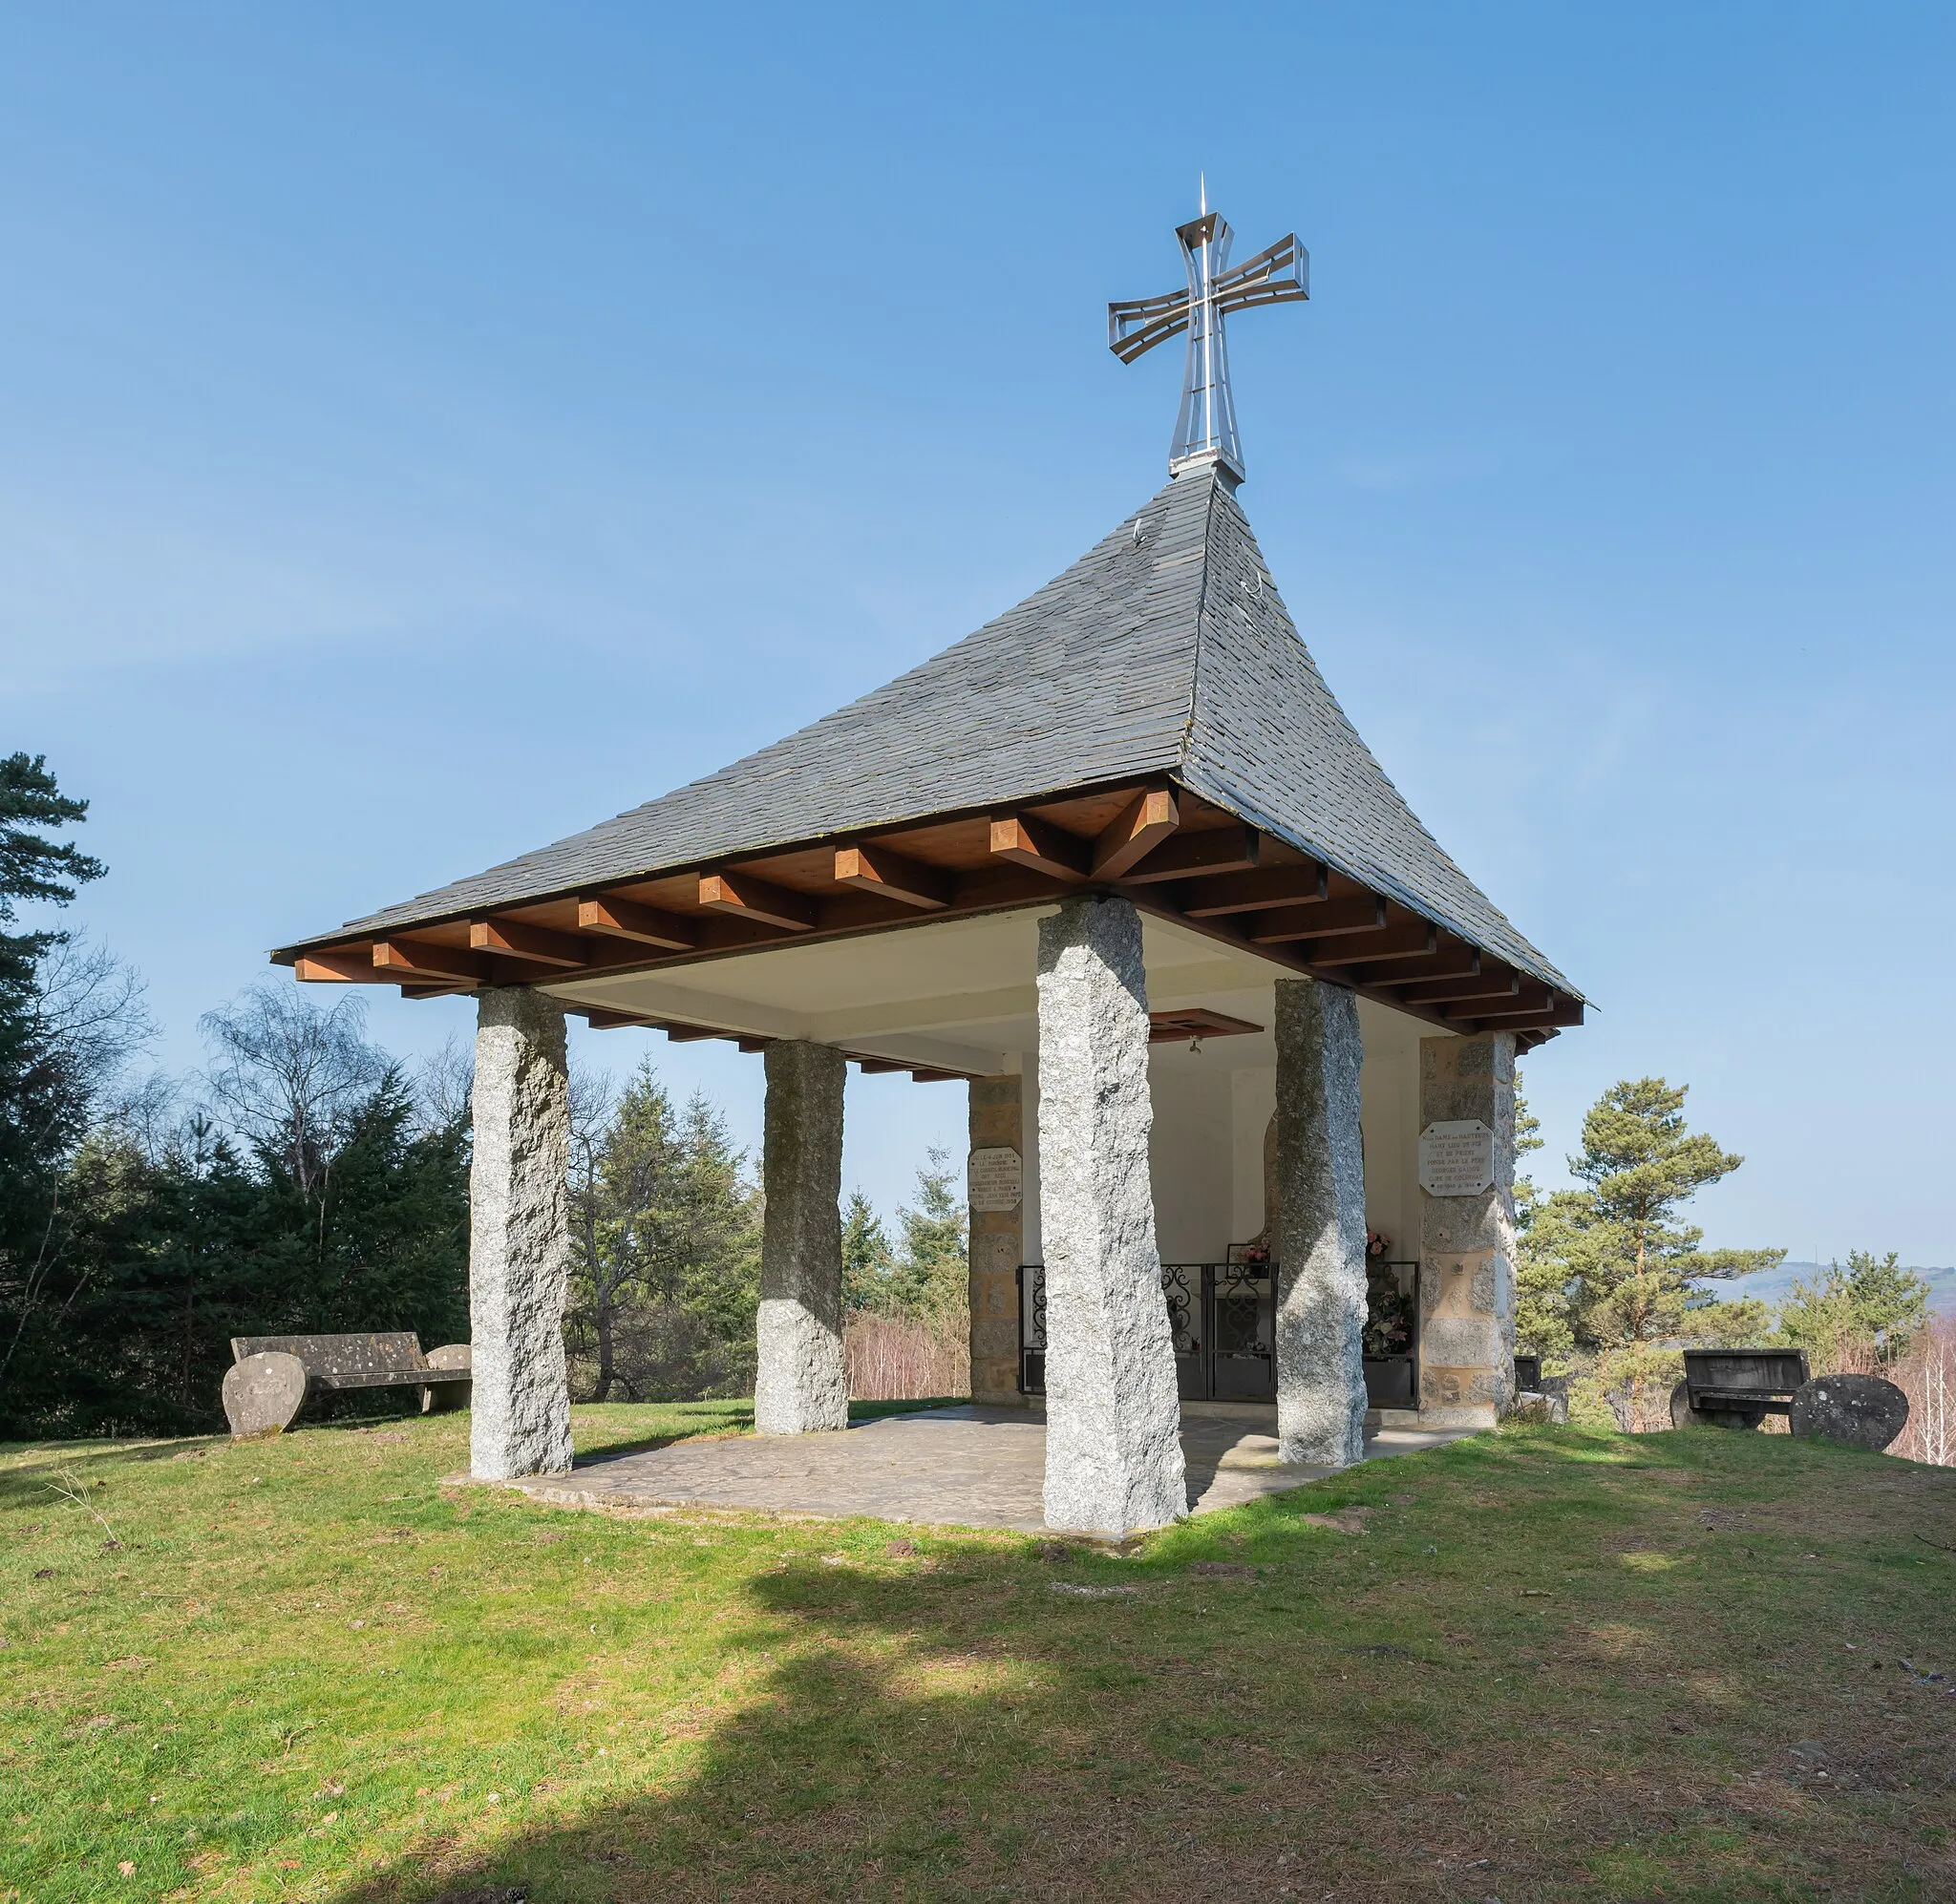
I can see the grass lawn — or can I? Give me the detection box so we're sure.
[3,1403,1953,1903]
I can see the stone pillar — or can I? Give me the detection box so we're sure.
[1035,896,1186,1536]
[469,987,575,1482]
[1417,1032,1519,1428]
[967,1074,1026,1407]
[1272,978,1369,1467]
[755,1040,848,1435]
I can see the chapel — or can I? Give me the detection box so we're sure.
[276,201,1584,1536]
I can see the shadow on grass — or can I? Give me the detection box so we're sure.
[310,1423,1956,1904]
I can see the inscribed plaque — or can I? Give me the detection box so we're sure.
[967,1146,1023,1213]
[1418,1120,1496,1198]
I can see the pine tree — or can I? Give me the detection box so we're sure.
[840,1188,897,1314]
[0,755,107,1271]
[1519,1077,1782,1426]
[1510,1078,1574,1363]
[563,1065,762,1403]
[568,1063,677,1401]
[0,755,126,1421]
[891,1147,967,1322]
[1778,1250,1930,1366]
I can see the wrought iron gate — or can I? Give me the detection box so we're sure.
[1017,1262,1275,1402]
[1017,1259,1421,1407]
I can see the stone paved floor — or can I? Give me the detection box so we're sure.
[508,1404,1472,1534]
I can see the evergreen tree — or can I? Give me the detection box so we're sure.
[0,758,156,1420]
[668,1090,762,1374]
[568,1063,672,1401]
[1778,1250,1930,1366]
[1518,1077,1781,1425]
[0,1000,471,1437]
[1510,1079,1575,1363]
[840,1189,897,1314]
[563,1064,762,1403]
[891,1147,967,1322]
[0,755,107,1269]
[278,1068,470,1344]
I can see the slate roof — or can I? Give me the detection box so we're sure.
[292,464,1579,997]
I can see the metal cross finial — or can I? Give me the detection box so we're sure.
[1109,197,1308,480]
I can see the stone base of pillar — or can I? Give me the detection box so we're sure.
[1035,897,1186,1537]
[755,1041,849,1436]
[1272,978,1369,1468]
[469,987,575,1482]
[967,1074,1027,1407]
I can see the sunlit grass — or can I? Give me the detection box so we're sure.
[3,1405,1952,1901]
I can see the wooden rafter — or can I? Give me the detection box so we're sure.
[283,777,1582,1044]
[833,842,952,910]
[1392,970,1519,1007]
[1301,920,1439,968]
[372,940,487,984]
[1112,823,1261,885]
[697,869,817,932]
[1245,896,1387,944]
[294,951,379,984]
[988,813,1089,882]
[1449,995,1583,1033]
[1091,785,1179,880]
[1346,945,1480,989]
[1180,861,1329,917]
[1455,1005,1584,1034]
[469,918,591,968]
[576,896,698,950]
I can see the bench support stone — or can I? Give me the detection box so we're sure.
[469,987,575,1481]
[1273,977,1370,1467]
[755,1040,849,1435]
[1035,896,1185,1537]
[1417,1031,1519,1428]
[223,1351,308,1438]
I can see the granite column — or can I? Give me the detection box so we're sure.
[755,1040,849,1435]
[1272,977,1370,1467]
[1035,896,1185,1535]
[468,987,575,1481]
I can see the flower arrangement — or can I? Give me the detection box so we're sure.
[1363,1244,1414,1359]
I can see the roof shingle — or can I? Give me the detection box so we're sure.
[288,465,1578,997]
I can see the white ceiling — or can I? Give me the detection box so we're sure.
[545,903,1443,1075]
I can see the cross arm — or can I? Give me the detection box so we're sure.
[1108,285,1192,363]
[1211,232,1308,316]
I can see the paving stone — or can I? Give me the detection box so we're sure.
[502,1406,1471,1534]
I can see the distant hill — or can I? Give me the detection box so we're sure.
[1702,1259,1956,1317]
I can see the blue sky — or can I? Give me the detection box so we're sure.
[3,4,1951,1259]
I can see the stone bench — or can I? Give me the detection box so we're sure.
[1671,1346,1910,1451]
[223,1332,472,1439]
[1669,1347,1809,1429]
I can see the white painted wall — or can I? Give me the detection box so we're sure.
[1231,1064,1277,1244]
[1147,1052,1235,1261]
[1014,991,1443,1274]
